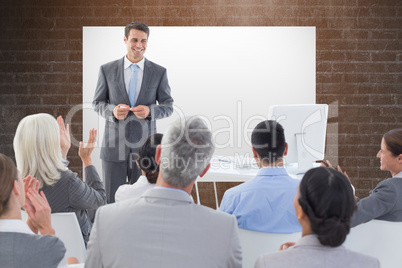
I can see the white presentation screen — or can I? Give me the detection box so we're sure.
[82,26,316,173]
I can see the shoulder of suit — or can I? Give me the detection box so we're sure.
[193,202,237,221]
[59,168,79,183]
[35,234,65,249]
[101,57,124,68]
[375,176,400,192]
[97,199,131,215]
[342,248,381,266]
[4,232,65,251]
[145,58,167,71]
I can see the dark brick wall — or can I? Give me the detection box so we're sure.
[1,0,401,208]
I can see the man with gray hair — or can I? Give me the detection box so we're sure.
[85,117,242,268]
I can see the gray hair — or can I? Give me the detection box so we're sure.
[13,113,67,188]
[160,117,215,188]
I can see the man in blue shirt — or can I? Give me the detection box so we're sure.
[219,120,301,233]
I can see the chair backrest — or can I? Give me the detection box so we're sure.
[51,212,86,263]
[238,228,301,268]
[343,219,402,268]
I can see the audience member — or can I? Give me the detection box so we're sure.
[13,113,106,244]
[85,117,242,268]
[255,167,380,268]
[330,128,402,226]
[115,133,163,202]
[0,153,67,268]
[220,120,301,233]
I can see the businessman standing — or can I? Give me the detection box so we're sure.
[93,22,173,203]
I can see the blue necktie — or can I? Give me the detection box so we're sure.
[129,64,139,107]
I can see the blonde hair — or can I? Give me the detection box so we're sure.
[13,113,67,188]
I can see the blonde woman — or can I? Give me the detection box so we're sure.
[13,113,106,244]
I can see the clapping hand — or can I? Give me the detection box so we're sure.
[78,128,97,167]
[23,176,54,235]
[57,116,70,159]
[321,160,349,181]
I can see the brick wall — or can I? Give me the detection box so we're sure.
[0,0,401,208]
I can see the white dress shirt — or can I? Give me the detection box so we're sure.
[0,219,68,268]
[115,175,155,202]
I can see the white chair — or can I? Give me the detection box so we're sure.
[343,220,402,268]
[238,228,301,268]
[51,212,87,263]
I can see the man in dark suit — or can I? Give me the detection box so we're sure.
[92,22,173,203]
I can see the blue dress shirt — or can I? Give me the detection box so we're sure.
[219,167,302,233]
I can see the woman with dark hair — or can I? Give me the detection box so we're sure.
[350,128,402,226]
[115,133,163,202]
[0,153,67,267]
[326,128,402,226]
[255,167,379,268]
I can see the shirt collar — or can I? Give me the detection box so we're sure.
[0,219,34,234]
[124,56,145,71]
[154,186,189,195]
[394,171,402,178]
[137,175,149,184]
[257,166,288,176]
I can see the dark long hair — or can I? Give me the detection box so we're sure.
[137,133,163,184]
[298,167,356,247]
[0,154,19,216]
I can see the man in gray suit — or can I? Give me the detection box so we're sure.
[85,117,242,268]
[93,22,173,203]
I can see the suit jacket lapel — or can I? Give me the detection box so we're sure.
[116,57,131,105]
[135,58,153,106]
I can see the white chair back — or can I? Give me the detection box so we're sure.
[238,228,301,268]
[51,212,86,263]
[343,219,402,268]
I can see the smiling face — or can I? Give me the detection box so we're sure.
[377,138,400,176]
[124,29,148,63]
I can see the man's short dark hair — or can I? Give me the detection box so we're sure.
[125,22,150,39]
[251,120,286,164]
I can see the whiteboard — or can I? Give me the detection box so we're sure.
[82,26,316,174]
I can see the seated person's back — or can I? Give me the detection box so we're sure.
[85,117,242,268]
[0,232,65,268]
[0,153,67,268]
[220,120,301,233]
[13,114,107,244]
[115,133,163,202]
[255,167,380,268]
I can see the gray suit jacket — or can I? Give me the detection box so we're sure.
[255,235,380,268]
[93,57,174,162]
[85,188,242,268]
[42,165,106,243]
[352,174,402,227]
[0,232,66,268]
